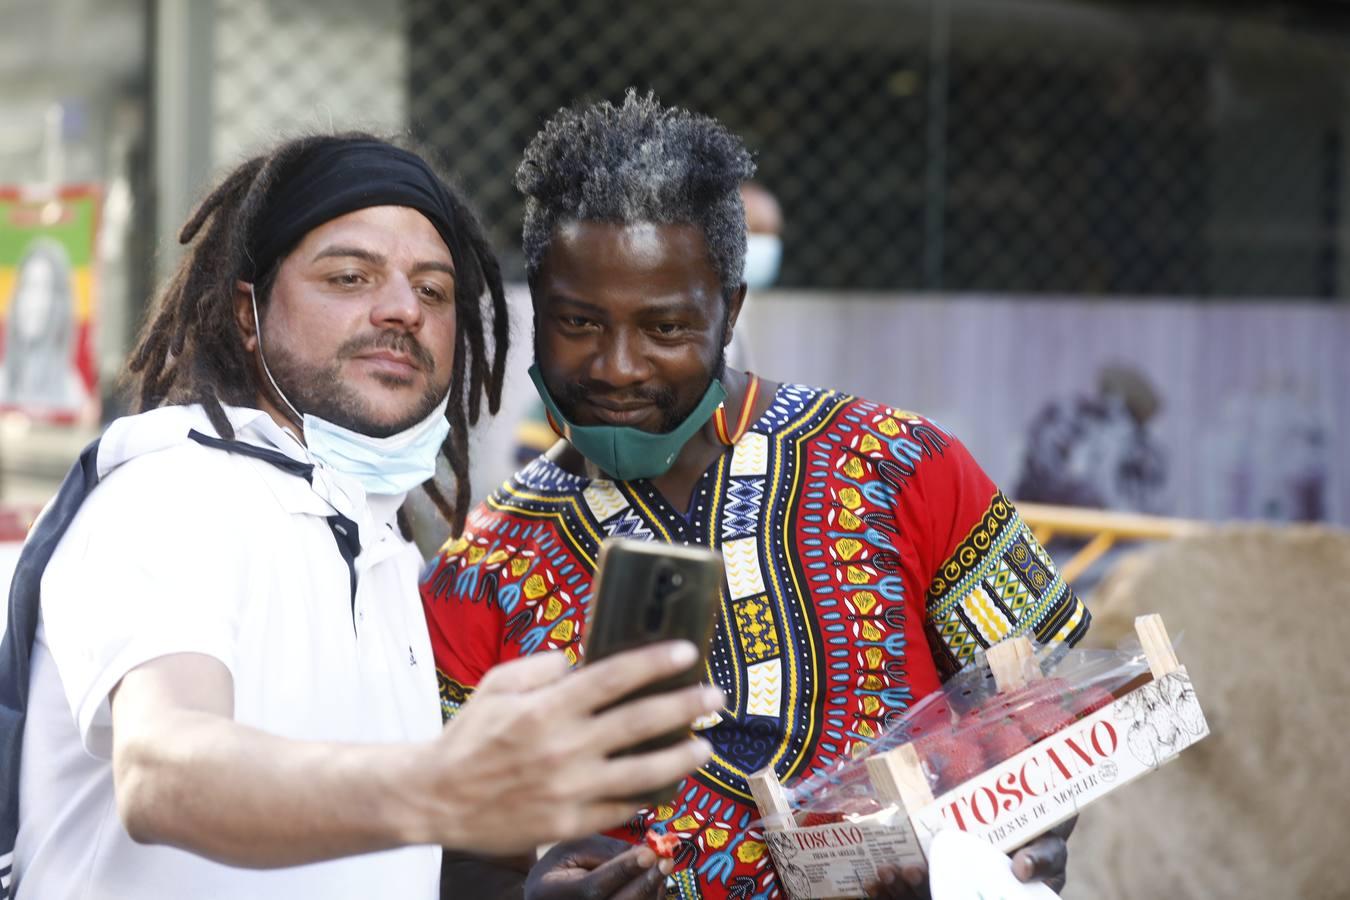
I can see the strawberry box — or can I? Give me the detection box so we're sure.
[750,615,1209,899]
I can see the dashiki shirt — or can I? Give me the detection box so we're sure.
[421,384,1090,900]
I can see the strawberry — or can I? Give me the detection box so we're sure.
[837,795,884,818]
[1013,699,1076,744]
[976,719,1030,767]
[901,696,961,741]
[919,732,987,792]
[984,677,1068,714]
[797,795,881,827]
[1065,685,1115,720]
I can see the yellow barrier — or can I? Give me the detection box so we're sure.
[1015,502,1208,584]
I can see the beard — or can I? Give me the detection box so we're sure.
[264,328,447,438]
[538,335,728,435]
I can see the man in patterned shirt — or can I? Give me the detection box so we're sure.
[422,93,1090,900]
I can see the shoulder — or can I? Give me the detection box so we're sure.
[46,440,274,597]
[48,447,267,588]
[90,439,269,513]
[508,453,590,495]
[72,424,313,556]
[755,381,845,431]
[468,453,592,521]
[784,384,980,479]
[761,383,951,441]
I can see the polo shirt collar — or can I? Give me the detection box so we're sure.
[224,406,409,533]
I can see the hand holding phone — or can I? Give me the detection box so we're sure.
[583,538,724,804]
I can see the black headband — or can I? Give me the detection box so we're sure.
[246,139,462,282]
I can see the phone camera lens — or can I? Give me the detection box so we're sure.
[655,568,683,598]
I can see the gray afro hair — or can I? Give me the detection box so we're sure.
[516,91,755,299]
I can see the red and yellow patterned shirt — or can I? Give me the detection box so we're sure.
[421,384,1090,900]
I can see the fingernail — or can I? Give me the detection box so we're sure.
[636,847,657,867]
[701,686,725,708]
[659,859,675,875]
[692,737,714,762]
[670,642,698,667]
[903,867,926,887]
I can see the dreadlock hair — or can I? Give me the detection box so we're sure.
[516,90,756,300]
[123,131,509,535]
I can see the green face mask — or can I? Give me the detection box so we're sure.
[528,364,726,481]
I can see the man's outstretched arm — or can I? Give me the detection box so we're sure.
[111,643,721,867]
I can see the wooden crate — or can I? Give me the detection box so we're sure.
[750,615,1209,899]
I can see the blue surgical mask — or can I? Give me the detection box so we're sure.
[743,234,783,290]
[303,396,450,496]
[250,286,449,496]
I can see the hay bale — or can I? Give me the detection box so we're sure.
[1062,525,1350,900]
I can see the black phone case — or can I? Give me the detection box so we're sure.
[583,538,724,805]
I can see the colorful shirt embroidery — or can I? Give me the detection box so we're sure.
[422,385,1089,900]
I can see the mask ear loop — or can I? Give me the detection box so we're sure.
[249,283,305,426]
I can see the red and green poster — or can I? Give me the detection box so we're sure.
[0,185,100,423]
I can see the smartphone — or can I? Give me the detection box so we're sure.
[583,538,723,803]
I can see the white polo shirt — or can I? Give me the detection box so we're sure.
[13,405,441,899]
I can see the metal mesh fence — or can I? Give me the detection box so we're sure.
[408,0,932,289]
[205,0,1350,300]
[213,0,408,168]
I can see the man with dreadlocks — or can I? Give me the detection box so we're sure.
[0,132,724,899]
[421,94,1091,899]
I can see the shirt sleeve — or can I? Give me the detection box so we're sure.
[888,415,1092,681]
[38,445,252,758]
[419,525,511,722]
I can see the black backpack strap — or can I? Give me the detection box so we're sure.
[0,439,101,898]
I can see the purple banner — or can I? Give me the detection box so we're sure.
[736,293,1347,525]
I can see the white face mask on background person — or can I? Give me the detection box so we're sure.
[743,234,783,291]
[250,286,450,496]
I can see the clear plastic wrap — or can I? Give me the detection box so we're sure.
[784,637,1155,826]
[749,617,1208,899]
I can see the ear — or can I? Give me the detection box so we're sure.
[722,283,748,347]
[233,280,259,353]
